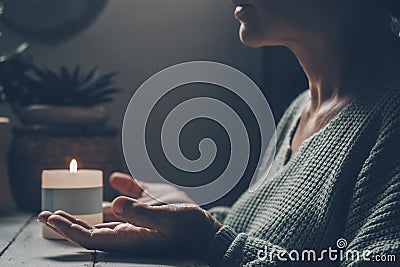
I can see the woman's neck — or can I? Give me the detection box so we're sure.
[289,40,352,110]
[284,14,399,112]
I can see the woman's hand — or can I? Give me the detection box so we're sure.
[38,197,221,257]
[103,172,195,221]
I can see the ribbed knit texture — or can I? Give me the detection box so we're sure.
[205,77,400,266]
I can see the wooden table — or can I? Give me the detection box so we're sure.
[0,212,207,266]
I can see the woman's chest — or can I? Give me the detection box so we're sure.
[225,119,377,248]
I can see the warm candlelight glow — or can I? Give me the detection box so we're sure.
[69,159,78,173]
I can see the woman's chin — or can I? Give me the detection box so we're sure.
[239,24,264,48]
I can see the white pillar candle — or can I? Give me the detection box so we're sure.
[41,159,103,239]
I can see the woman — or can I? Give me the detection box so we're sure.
[38,0,400,266]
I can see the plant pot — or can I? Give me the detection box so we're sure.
[15,105,108,127]
[8,125,122,211]
[0,117,14,211]
[8,105,122,211]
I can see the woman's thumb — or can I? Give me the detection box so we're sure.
[109,172,143,197]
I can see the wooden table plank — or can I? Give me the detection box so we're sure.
[95,252,207,267]
[0,215,94,266]
[0,212,32,255]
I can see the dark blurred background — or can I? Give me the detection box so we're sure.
[0,0,307,209]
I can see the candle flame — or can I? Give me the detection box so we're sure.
[70,159,78,173]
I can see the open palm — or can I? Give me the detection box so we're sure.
[40,211,166,253]
[38,197,221,257]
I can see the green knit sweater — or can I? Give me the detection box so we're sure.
[204,77,400,266]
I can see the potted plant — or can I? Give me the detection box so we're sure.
[5,64,122,211]
[8,65,120,127]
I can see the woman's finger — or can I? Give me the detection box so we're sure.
[47,214,95,249]
[109,172,143,197]
[48,214,144,252]
[38,211,76,242]
[38,211,53,223]
[103,201,122,222]
[111,196,174,233]
[93,222,123,229]
[53,210,93,229]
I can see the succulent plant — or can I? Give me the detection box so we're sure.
[24,65,121,107]
[0,54,120,107]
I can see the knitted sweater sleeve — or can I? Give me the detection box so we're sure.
[207,206,231,223]
[340,113,400,266]
[203,114,400,266]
